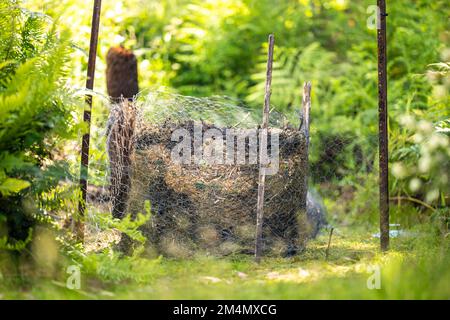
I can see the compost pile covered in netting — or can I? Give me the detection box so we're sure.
[104,90,323,257]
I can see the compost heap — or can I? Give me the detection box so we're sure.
[106,91,323,257]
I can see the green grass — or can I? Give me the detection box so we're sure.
[1,224,448,300]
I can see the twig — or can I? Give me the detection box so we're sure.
[325,227,334,261]
[255,34,274,263]
[231,112,250,128]
[389,196,436,212]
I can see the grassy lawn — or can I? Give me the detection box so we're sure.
[1,224,448,300]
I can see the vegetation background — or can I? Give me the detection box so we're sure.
[0,0,448,299]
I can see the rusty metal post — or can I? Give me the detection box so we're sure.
[255,34,274,263]
[377,0,389,251]
[76,0,102,241]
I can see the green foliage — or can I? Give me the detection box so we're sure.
[391,116,450,205]
[0,0,75,249]
[389,60,450,215]
[93,200,152,245]
[80,250,162,283]
[60,201,155,283]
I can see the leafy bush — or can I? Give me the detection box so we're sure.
[0,0,75,249]
[391,116,450,206]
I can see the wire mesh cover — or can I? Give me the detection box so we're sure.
[105,91,316,257]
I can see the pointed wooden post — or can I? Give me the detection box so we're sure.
[377,0,389,251]
[298,81,312,255]
[301,82,311,145]
[255,34,274,263]
[301,81,312,213]
[76,0,102,242]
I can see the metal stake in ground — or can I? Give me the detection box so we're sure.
[76,0,102,242]
[255,34,274,263]
[377,0,389,251]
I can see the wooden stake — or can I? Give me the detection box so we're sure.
[300,82,312,254]
[106,46,139,103]
[105,47,139,220]
[77,0,102,242]
[377,0,389,251]
[301,82,311,144]
[325,227,334,260]
[255,34,274,263]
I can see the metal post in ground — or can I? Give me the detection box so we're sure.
[377,0,389,251]
[77,0,102,242]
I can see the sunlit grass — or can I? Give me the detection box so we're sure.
[1,224,448,299]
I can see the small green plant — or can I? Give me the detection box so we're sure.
[60,200,156,284]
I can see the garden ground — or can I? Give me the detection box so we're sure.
[1,223,448,299]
